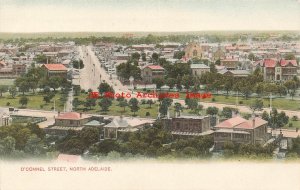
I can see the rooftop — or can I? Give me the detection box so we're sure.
[56,112,90,120]
[43,64,67,71]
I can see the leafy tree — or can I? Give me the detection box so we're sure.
[152,52,159,63]
[206,106,219,116]
[185,98,198,111]
[98,82,114,95]
[84,98,96,110]
[99,97,112,112]
[284,53,296,60]
[72,59,84,69]
[34,54,47,64]
[159,98,173,117]
[131,52,140,62]
[19,96,29,107]
[222,107,238,118]
[210,63,217,73]
[0,85,8,97]
[250,99,263,114]
[248,53,257,61]
[152,77,164,90]
[166,78,176,89]
[174,102,183,117]
[129,98,140,116]
[73,85,81,96]
[47,76,62,92]
[147,99,154,108]
[24,134,44,155]
[72,98,82,110]
[141,52,146,61]
[118,99,128,112]
[9,86,17,98]
[0,136,16,155]
[80,127,99,147]
[181,74,194,91]
[173,51,185,59]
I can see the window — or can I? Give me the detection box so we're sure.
[193,50,198,56]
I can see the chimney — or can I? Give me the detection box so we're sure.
[80,112,82,118]
[252,114,255,129]
[231,110,236,118]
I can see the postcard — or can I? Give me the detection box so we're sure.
[0,0,299,189]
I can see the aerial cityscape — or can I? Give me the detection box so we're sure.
[0,0,299,163]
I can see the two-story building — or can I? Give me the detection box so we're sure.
[42,64,68,79]
[213,116,268,150]
[141,65,165,83]
[190,64,210,77]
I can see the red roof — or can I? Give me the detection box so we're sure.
[216,116,267,129]
[146,65,164,70]
[280,60,297,67]
[43,64,67,71]
[263,59,277,67]
[56,112,84,120]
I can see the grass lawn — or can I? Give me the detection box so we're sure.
[177,92,300,111]
[284,120,300,129]
[0,92,65,111]
[73,92,206,118]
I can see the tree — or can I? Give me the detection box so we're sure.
[0,85,8,97]
[19,96,28,107]
[84,98,96,110]
[222,107,238,118]
[118,99,128,112]
[174,102,183,117]
[98,82,114,95]
[284,80,297,94]
[159,98,173,117]
[152,77,164,90]
[48,76,62,92]
[173,51,185,59]
[34,54,47,64]
[72,59,84,69]
[80,127,99,147]
[24,134,44,155]
[99,97,112,112]
[210,63,217,73]
[185,98,198,111]
[250,99,263,114]
[43,92,55,104]
[147,99,154,108]
[181,75,194,91]
[73,85,81,96]
[206,106,219,116]
[72,98,82,110]
[9,86,17,98]
[284,53,296,60]
[131,52,140,62]
[141,52,146,61]
[129,98,140,116]
[248,53,256,61]
[152,52,159,63]
[0,136,16,155]
[166,78,176,89]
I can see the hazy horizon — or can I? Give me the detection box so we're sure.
[0,0,299,33]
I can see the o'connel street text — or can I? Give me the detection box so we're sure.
[89,91,212,99]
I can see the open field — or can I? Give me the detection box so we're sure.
[0,92,65,111]
[177,93,300,111]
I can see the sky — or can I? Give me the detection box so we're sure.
[0,0,299,32]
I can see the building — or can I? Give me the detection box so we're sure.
[45,112,92,135]
[12,63,27,75]
[218,69,250,78]
[190,64,210,77]
[141,65,165,83]
[213,116,268,150]
[220,59,240,70]
[103,116,152,139]
[212,47,226,61]
[42,64,68,78]
[256,59,298,81]
[162,115,212,137]
[184,42,203,59]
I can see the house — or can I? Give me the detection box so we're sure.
[190,64,210,77]
[103,116,153,139]
[141,65,165,83]
[212,48,226,61]
[255,59,298,81]
[45,112,92,135]
[42,64,68,78]
[12,63,26,75]
[184,42,203,59]
[213,116,268,150]
[220,58,239,70]
[162,115,212,137]
[218,69,250,78]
